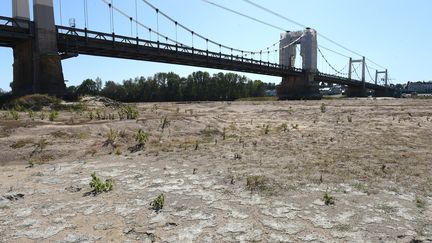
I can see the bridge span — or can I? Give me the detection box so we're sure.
[0,0,396,99]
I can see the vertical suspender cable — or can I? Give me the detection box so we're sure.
[111,0,115,33]
[59,0,63,26]
[129,17,133,36]
[191,31,194,48]
[84,0,88,28]
[156,9,159,42]
[175,22,178,45]
[135,0,138,37]
[108,2,113,33]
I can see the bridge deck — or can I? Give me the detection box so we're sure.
[0,16,393,92]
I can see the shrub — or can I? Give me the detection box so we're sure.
[281,123,288,132]
[119,105,139,120]
[89,172,114,195]
[323,192,335,205]
[105,128,118,146]
[246,175,267,191]
[9,110,19,120]
[49,111,59,121]
[5,94,61,111]
[134,129,149,146]
[150,194,165,213]
[320,103,326,113]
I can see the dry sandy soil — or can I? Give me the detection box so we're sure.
[0,98,431,242]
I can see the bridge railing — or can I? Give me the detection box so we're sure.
[56,25,304,73]
[0,16,32,33]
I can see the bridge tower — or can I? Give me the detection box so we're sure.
[11,0,65,96]
[346,56,367,97]
[277,28,321,100]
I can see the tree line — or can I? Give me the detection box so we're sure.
[66,71,271,102]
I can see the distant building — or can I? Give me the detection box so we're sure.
[405,81,432,93]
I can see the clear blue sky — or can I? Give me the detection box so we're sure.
[1,0,431,91]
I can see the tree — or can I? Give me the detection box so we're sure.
[77,78,98,96]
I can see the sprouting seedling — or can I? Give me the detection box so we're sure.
[134,129,149,146]
[150,194,165,213]
[161,116,170,131]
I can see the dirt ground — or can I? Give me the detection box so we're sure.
[0,98,431,242]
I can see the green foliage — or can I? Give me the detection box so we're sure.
[161,116,170,130]
[150,194,165,213]
[89,172,114,195]
[4,94,61,111]
[416,196,426,209]
[323,192,335,205]
[39,111,46,120]
[49,111,59,121]
[347,116,353,123]
[246,175,268,191]
[264,124,270,135]
[28,110,35,120]
[105,128,118,145]
[134,129,149,145]
[320,103,327,113]
[281,123,288,132]
[9,110,19,120]
[98,71,267,102]
[119,105,139,120]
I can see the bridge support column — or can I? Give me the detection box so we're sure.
[11,40,34,95]
[11,0,33,95]
[277,72,321,100]
[11,0,65,96]
[33,0,65,95]
[346,85,367,97]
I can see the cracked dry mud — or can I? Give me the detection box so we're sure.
[0,99,432,242]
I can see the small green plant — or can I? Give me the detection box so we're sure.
[105,128,118,146]
[39,111,46,120]
[347,116,352,123]
[150,194,165,213]
[222,127,226,140]
[281,123,288,132]
[194,141,199,150]
[89,172,114,195]
[161,116,170,131]
[49,111,59,121]
[323,192,335,205]
[246,175,267,191]
[115,147,122,155]
[9,110,19,120]
[320,103,326,113]
[88,111,94,120]
[264,124,270,135]
[134,129,149,146]
[120,105,139,119]
[416,196,426,209]
[28,110,35,120]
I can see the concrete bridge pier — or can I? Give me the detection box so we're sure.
[346,85,367,97]
[11,0,65,96]
[277,72,322,100]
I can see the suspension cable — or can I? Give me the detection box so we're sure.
[140,0,266,55]
[100,0,186,46]
[365,64,376,83]
[318,47,348,76]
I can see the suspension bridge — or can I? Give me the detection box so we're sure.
[0,0,397,99]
